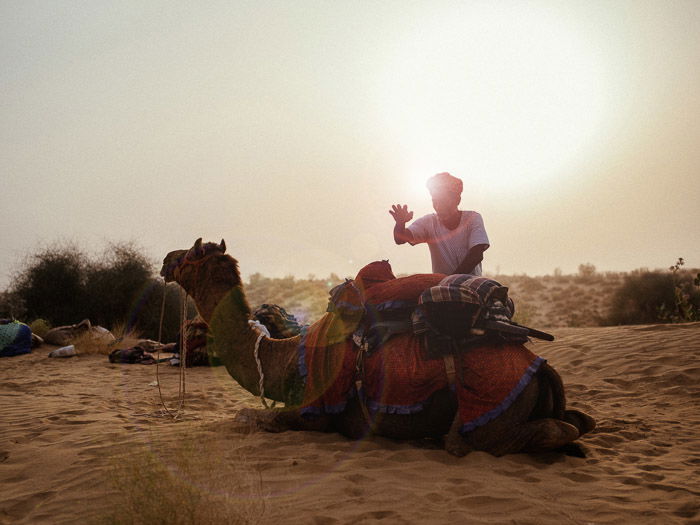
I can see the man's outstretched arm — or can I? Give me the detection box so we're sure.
[389,204,415,245]
[454,244,489,275]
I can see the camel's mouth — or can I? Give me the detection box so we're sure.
[160,249,188,282]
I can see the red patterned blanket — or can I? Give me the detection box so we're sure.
[299,329,542,433]
[298,262,544,434]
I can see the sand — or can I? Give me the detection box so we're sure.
[1,322,699,524]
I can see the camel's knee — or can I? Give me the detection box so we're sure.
[563,409,596,437]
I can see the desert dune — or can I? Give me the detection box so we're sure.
[1,322,699,524]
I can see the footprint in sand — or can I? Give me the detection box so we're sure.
[344,473,373,484]
[2,490,57,521]
[353,510,397,520]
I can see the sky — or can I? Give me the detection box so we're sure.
[2,0,699,290]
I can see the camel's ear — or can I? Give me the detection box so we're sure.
[193,237,203,256]
[219,239,226,253]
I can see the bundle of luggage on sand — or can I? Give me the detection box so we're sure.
[0,319,34,357]
[0,305,305,367]
[107,304,305,367]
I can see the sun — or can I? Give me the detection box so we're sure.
[378,3,610,195]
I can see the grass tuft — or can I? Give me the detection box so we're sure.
[98,431,269,524]
[74,323,142,356]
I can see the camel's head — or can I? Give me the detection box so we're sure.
[160,249,188,282]
[161,238,239,286]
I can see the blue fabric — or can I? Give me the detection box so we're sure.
[0,322,32,357]
[297,326,309,380]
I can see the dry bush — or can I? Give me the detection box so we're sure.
[28,318,51,338]
[98,432,269,525]
[604,265,700,325]
[73,323,142,356]
[246,272,342,325]
[512,302,537,326]
[5,241,189,342]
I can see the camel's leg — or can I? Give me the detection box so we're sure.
[444,413,473,457]
[531,363,596,439]
[530,362,565,420]
[336,388,458,442]
[461,377,580,456]
[235,407,332,433]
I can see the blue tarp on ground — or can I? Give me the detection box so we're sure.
[0,321,32,357]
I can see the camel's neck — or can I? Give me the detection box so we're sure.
[187,279,241,324]
[180,267,302,405]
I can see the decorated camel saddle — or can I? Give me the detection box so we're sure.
[300,261,552,435]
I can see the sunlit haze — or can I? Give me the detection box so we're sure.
[2,1,699,289]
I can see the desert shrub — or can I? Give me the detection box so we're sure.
[519,275,545,294]
[577,263,596,279]
[6,241,187,342]
[0,290,23,319]
[28,318,51,337]
[575,262,602,285]
[84,243,152,327]
[605,266,700,325]
[11,242,89,325]
[512,300,537,326]
[659,258,700,322]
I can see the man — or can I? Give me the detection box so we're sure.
[389,172,490,275]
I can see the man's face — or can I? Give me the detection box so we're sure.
[431,191,460,220]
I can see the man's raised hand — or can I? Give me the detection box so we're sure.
[389,204,413,224]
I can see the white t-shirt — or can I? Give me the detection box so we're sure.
[407,211,490,275]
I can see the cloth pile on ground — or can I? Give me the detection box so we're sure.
[108,346,158,365]
[0,320,32,358]
[109,340,176,365]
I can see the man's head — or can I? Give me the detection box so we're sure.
[427,172,462,220]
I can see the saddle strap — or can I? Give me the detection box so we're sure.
[354,350,373,426]
[443,354,456,386]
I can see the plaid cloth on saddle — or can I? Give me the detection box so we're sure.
[413,275,524,356]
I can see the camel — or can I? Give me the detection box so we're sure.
[161,238,595,456]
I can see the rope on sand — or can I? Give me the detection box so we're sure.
[155,280,187,419]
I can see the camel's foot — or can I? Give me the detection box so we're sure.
[445,434,472,457]
[555,442,587,458]
[522,418,580,453]
[563,409,596,437]
[234,408,331,433]
[444,414,473,457]
[234,408,287,433]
